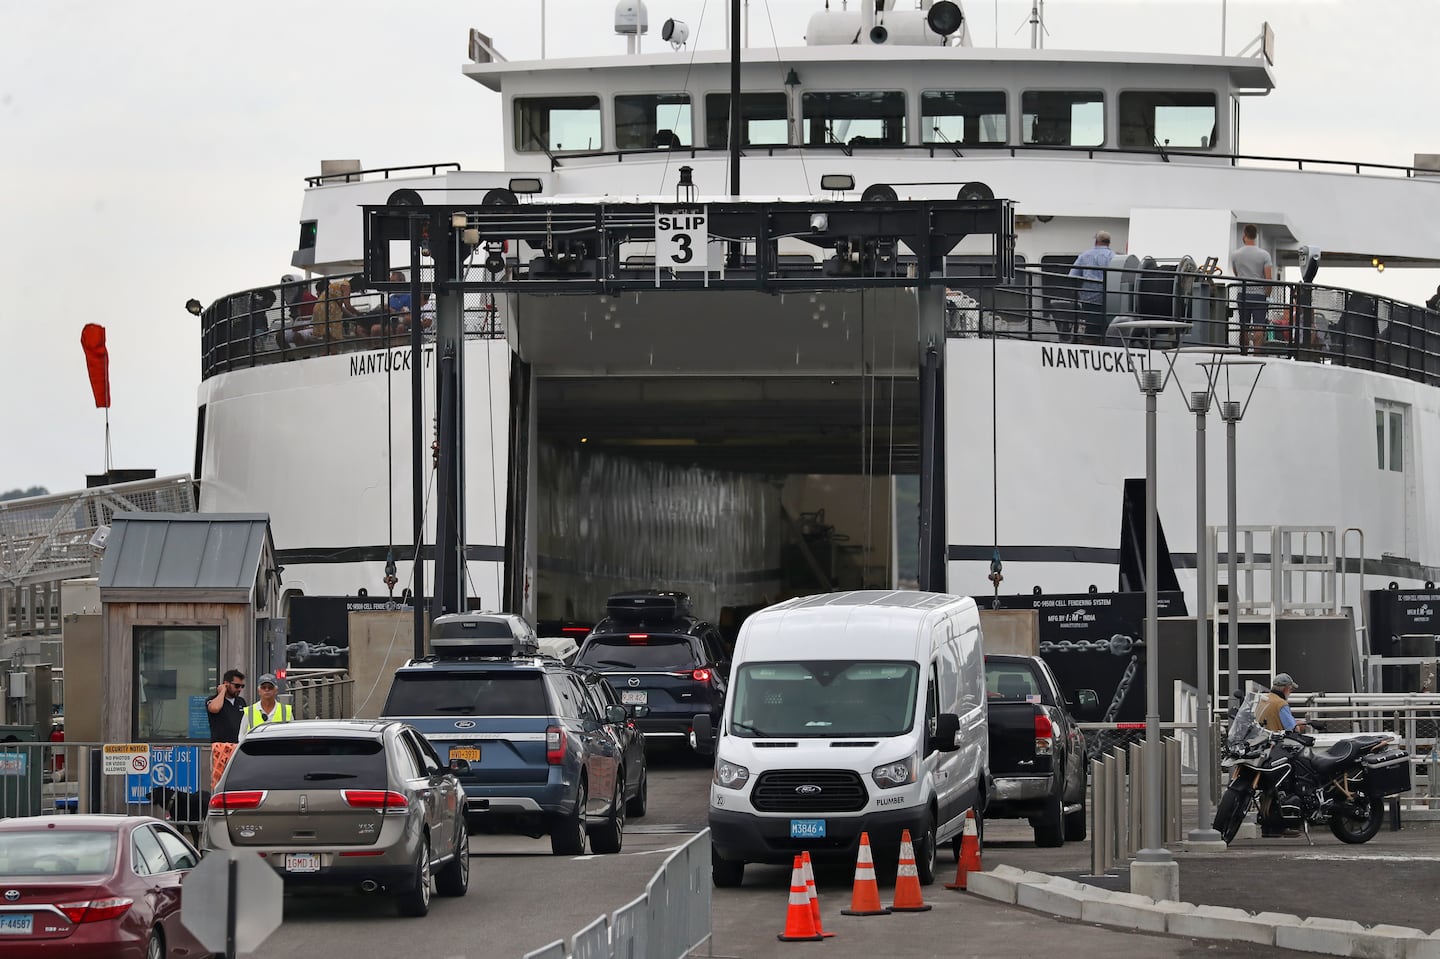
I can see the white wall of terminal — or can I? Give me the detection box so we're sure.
[943,338,1440,603]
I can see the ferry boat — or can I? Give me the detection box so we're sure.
[192,1,1440,696]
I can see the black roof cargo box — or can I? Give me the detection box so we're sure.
[605,590,693,623]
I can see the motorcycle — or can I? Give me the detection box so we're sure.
[1212,699,1411,845]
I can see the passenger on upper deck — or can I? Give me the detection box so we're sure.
[1231,225,1274,351]
[278,278,326,350]
[1068,231,1114,344]
[313,277,358,350]
[1425,285,1440,313]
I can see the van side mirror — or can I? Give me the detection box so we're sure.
[1073,689,1100,720]
[605,704,627,725]
[931,713,961,752]
[627,704,650,719]
[692,713,714,743]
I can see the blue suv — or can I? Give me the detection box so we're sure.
[381,612,631,855]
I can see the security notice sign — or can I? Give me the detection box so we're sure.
[103,743,150,776]
[655,208,709,269]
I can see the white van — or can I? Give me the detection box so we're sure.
[699,590,989,887]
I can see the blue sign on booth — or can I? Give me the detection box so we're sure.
[188,696,211,740]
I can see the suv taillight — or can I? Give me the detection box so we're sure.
[1034,713,1055,756]
[691,668,711,682]
[546,725,565,764]
[209,790,267,813]
[341,790,410,812]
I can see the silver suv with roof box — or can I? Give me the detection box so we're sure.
[203,719,470,917]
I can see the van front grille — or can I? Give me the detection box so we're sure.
[751,770,868,813]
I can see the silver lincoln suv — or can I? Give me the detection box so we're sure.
[203,719,470,917]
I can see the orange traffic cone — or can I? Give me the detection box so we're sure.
[777,854,825,942]
[800,851,836,937]
[840,831,891,916]
[945,808,983,891]
[888,829,932,912]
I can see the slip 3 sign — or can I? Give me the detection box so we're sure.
[656,209,709,269]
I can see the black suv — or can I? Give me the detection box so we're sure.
[574,591,728,754]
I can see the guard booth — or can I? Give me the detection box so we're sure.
[96,513,282,743]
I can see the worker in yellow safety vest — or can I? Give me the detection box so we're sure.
[238,673,294,741]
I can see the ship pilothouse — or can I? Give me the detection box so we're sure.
[195,2,1440,692]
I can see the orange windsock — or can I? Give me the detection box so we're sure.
[777,855,825,942]
[840,831,891,917]
[888,829,932,912]
[80,323,110,409]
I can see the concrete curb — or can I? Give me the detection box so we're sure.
[963,867,1440,957]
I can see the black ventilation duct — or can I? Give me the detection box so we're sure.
[482,187,520,206]
[957,181,994,201]
[387,188,424,207]
[861,183,898,202]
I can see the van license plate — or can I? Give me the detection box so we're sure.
[789,819,825,839]
[285,853,321,873]
[621,691,648,705]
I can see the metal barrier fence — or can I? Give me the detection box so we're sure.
[1090,736,1183,876]
[287,669,355,721]
[0,741,214,839]
[524,829,712,959]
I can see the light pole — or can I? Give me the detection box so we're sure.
[1112,318,1189,901]
[1170,347,1236,848]
[1211,359,1265,705]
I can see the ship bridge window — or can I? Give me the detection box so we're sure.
[616,93,693,150]
[922,91,1007,144]
[515,95,602,153]
[705,92,789,147]
[1119,91,1218,150]
[1021,90,1104,147]
[803,91,907,147]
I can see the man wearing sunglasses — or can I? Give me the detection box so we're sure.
[207,669,248,788]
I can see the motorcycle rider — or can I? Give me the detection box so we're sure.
[1255,672,1308,837]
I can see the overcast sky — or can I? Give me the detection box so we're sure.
[2,0,1436,495]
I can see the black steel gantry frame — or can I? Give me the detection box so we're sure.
[361,198,1014,626]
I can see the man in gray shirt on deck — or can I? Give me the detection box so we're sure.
[1068,231,1115,344]
[1231,224,1274,350]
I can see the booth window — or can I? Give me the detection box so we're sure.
[705,92,789,147]
[514,95,602,153]
[133,626,219,740]
[1021,90,1104,146]
[616,93,692,150]
[922,91,1007,144]
[1118,91,1218,149]
[802,91,906,147]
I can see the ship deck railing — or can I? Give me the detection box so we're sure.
[953,265,1440,388]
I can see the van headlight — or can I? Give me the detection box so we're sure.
[714,759,750,790]
[871,755,916,789]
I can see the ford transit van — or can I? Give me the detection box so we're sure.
[699,590,989,887]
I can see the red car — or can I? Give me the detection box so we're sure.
[0,815,213,958]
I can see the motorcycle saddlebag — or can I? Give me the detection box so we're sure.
[1362,747,1411,797]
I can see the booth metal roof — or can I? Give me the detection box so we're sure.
[98,513,272,591]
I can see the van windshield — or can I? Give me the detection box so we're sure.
[728,660,918,738]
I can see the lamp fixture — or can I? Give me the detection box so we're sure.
[784,68,801,87]
[184,298,203,316]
